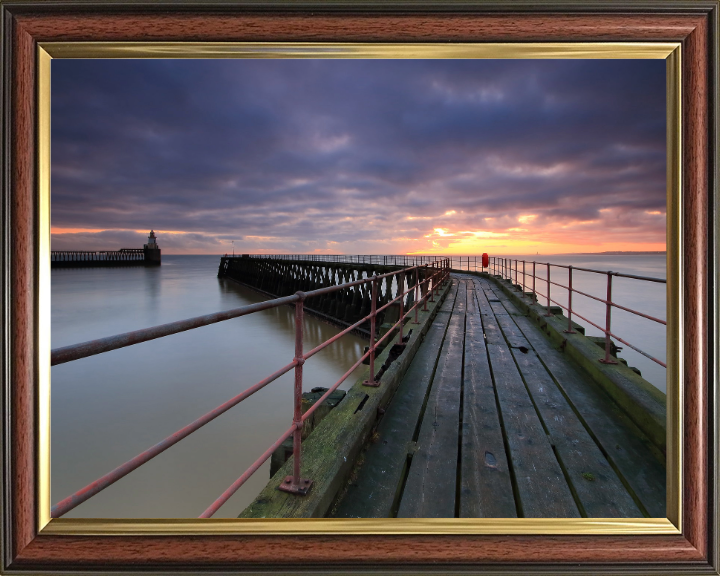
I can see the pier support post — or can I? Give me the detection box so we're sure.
[412,268,420,324]
[429,264,435,302]
[422,266,429,311]
[532,261,536,299]
[564,266,577,334]
[278,293,313,495]
[599,272,618,364]
[544,263,554,317]
[363,276,380,387]
[397,273,405,345]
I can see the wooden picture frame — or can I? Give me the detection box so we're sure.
[1,1,717,573]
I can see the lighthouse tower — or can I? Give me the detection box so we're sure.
[143,230,161,265]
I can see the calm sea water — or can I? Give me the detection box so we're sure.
[51,253,666,519]
[51,255,367,518]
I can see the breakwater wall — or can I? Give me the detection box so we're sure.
[51,248,161,268]
[218,255,433,334]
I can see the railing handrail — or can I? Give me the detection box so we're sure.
[51,249,145,253]
[223,254,447,266]
[50,259,451,519]
[487,256,666,369]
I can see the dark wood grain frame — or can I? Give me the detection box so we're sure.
[1,1,717,574]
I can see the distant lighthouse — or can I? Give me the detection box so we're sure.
[143,230,161,265]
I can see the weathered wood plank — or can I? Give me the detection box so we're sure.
[477,277,525,316]
[509,347,642,517]
[460,283,517,518]
[486,342,580,517]
[497,295,525,316]
[490,301,509,316]
[397,283,467,517]
[479,293,507,347]
[494,313,531,350]
[473,277,523,316]
[484,338,580,517]
[474,282,495,316]
[511,315,666,517]
[332,282,459,518]
[483,288,500,302]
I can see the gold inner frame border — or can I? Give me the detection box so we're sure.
[37,41,682,536]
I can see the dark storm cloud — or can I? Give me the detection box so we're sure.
[51,58,665,253]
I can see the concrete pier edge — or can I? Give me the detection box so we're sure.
[471,271,666,455]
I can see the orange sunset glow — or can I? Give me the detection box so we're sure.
[50,59,666,256]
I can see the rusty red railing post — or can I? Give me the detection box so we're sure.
[413,267,420,324]
[278,292,312,495]
[532,261,536,300]
[544,263,553,316]
[363,276,380,386]
[599,271,618,364]
[522,260,526,296]
[514,259,518,289]
[398,273,405,345]
[422,266,429,311]
[429,264,435,302]
[564,266,576,334]
[292,297,304,484]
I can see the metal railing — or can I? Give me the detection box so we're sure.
[50,259,450,518]
[51,249,145,262]
[487,257,666,368]
[224,254,447,266]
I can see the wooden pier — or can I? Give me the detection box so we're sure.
[243,270,666,519]
[333,275,665,518]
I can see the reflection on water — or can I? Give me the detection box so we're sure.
[51,255,366,518]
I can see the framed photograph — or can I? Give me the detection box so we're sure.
[1,1,718,574]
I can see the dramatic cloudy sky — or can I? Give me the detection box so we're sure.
[51,58,666,255]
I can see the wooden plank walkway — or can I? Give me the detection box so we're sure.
[332,274,665,518]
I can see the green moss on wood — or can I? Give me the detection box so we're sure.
[239,281,452,519]
[471,271,666,455]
